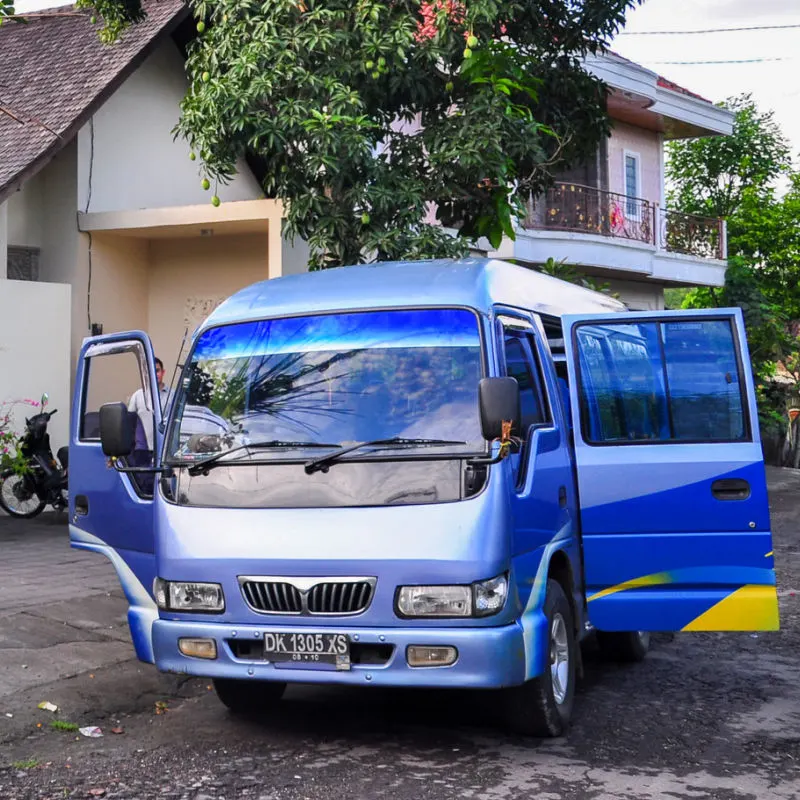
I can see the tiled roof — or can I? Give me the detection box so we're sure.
[606,50,713,104]
[0,0,187,204]
[655,76,712,105]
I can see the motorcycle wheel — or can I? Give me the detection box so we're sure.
[0,472,47,518]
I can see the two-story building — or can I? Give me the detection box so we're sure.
[0,2,734,445]
[484,51,733,311]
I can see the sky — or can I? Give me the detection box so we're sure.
[611,0,800,162]
[15,0,800,161]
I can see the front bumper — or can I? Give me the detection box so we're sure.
[152,619,528,689]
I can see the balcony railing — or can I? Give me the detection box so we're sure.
[524,182,655,245]
[659,209,725,261]
[523,183,725,261]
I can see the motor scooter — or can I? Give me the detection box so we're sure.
[0,393,68,518]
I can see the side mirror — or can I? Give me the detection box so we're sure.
[479,377,521,441]
[40,392,49,408]
[99,402,135,457]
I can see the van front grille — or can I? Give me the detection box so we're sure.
[241,581,303,614]
[239,577,376,616]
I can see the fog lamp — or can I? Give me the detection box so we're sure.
[407,645,458,667]
[178,637,218,660]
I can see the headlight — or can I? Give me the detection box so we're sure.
[396,585,472,618]
[396,574,508,618]
[473,574,508,617]
[154,578,225,613]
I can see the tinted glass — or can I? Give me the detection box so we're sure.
[662,320,745,441]
[168,309,484,461]
[81,347,155,496]
[504,336,545,431]
[576,319,747,444]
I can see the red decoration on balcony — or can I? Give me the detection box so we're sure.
[609,202,623,231]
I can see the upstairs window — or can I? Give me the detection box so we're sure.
[624,152,641,219]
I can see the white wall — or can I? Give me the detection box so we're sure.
[0,202,7,280]
[281,235,311,276]
[6,175,44,249]
[605,278,665,311]
[35,141,86,378]
[0,279,72,449]
[77,41,263,215]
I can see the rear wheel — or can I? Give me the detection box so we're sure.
[0,472,46,518]
[213,678,286,714]
[596,630,651,663]
[501,579,576,737]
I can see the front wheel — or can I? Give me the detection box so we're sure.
[501,578,576,737]
[0,472,46,518]
[213,678,286,714]
[596,630,651,663]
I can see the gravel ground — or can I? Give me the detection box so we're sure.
[2,467,799,799]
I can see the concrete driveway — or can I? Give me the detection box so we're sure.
[1,468,799,799]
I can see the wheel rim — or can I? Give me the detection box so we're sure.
[1,474,41,515]
[550,612,570,705]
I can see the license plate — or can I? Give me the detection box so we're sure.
[264,632,350,670]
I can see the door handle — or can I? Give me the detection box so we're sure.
[711,479,750,501]
[75,495,89,516]
[558,486,567,508]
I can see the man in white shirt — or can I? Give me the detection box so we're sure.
[128,358,171,450]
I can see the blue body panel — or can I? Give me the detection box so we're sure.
[152,619,528,688]
[68,259,778,692]
[563,309,779,632]
[69,332,162,663]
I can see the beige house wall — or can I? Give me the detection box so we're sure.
[89,233,151,337]
[607,121,662,206]
[148,233,271,376]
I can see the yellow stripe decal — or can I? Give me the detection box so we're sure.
[681,584,780,632]
[765,551,774,558]
[587,571,673,603]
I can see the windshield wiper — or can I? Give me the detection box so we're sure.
[185,440,338,475]
[304,437,467,475]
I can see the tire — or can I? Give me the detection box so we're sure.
[213,678,286,714]
[0,473,47,519]
[501,578,576,737]
[596,630,651,663]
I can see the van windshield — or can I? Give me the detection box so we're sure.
[166,308,485,465]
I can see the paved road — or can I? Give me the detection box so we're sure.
[2,468,800,799]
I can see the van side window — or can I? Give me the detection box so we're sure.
[575,319,748,444]
[502,332,548,436]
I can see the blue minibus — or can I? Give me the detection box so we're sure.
[70,258,778,736]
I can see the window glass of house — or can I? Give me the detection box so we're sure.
[624,154,639,217]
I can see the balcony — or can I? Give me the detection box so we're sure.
[523,183,726,262]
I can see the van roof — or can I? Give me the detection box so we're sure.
[201,257,627,331]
